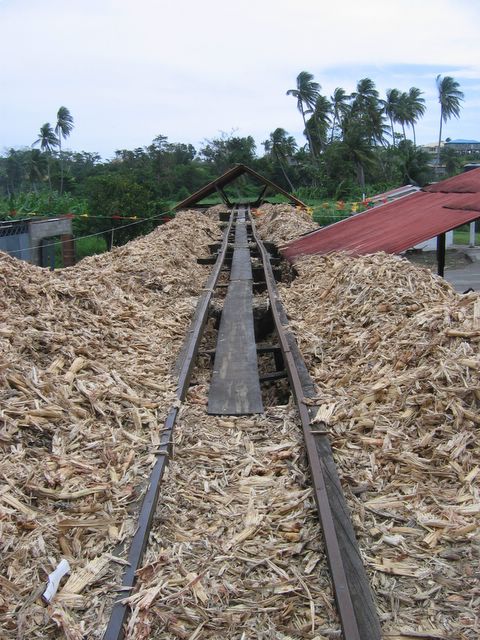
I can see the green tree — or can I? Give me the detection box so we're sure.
[405,87,425,147]
[33,123,58,153]
[25,149,48,191]
[395,92,410,141]
[32,123,58,189]
[55,106,74,194]
[263,128,297,190]
[199,132,256,174]
[351,78,379,114]
[330,87,350,142]
[441,146,461,176]
[341,114,376,190]
[436,75,464,167]
[286,71,320,158]
[395,140,432,185]
[382,88,401,147]
[84,172,157,248]
[351,78,386,146]
[4,149,25,195]
[307,94,332,155]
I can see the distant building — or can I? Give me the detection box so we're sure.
[420,141,446,177]
[445,139,480,154]
[421,141,444,155]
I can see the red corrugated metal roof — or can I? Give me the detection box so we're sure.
[442,193,480,212]
[423,167,480,192]
[281,191,480,261]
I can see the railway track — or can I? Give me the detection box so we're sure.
[103,206,381,640]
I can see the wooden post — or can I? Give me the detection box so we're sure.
[257,184,268,205]
[215,185,232,207]
[61,234,76,267]
[437,232,446,277]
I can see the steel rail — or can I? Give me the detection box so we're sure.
[103,209,236,640]
[249,207,381,640]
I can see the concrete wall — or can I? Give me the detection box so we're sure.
[29,217,73,266]
[0,231,31,261]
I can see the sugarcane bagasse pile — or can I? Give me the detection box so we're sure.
[1,204,478,639]
[0,211,220,639]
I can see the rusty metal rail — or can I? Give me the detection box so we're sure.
[102,211,235,640]
[249,206,382,640]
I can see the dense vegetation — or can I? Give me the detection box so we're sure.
[0,74,476,252]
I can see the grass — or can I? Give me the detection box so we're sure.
[50,235,108,268]
[75,236,108,261]
[453,228,480,245]
[306,198,364,226]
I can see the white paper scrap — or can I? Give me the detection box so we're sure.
[42,559,71,603]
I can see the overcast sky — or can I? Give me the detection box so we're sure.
[1,0,479,160]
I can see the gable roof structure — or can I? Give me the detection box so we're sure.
[282,168,480,262]
[174,164,306,210]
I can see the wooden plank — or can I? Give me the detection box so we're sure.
[208,279,263,415]
[231,210,252,279]
[231,247,252,280]
[234,217,248,247]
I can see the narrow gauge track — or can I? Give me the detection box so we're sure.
[103,206,381,640]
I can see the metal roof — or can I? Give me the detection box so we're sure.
[442,193,480,212]
[282,191,480,261]
[424,167,480,193]
[445,139,480,144]
[174,164,306,210]
[367,184,420,204]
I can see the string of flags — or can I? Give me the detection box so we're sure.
[3,210,173,221]
[299,197,395,217]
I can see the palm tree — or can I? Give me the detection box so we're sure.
[33,123,58,189]
[351,78,386,146]
[405,87,426,147]
[436,75,464,167]
[55,106,74,194]
[5,149,25,195]
[396,140,432,185]
[351,77,379,115]
[396,92,410,141]
[286,71,320,158]
[307,94,332,154]
[382,88,401,147]
[33,122,58,153]
[263,128,297,191]
[365,100,388,147]
[342,115,375,191]
[330,87,350,142]
[26,149,48,191]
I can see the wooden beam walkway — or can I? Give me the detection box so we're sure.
[207,207,263,415]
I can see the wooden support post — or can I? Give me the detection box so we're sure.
[215,185,232,207]
[256,184,268,206]
[61,234,76,267]
[437,232,446,277]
